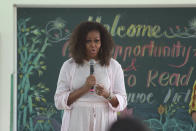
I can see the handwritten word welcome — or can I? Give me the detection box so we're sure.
[88,14,175,39]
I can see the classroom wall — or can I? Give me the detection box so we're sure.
[1,0,196,131]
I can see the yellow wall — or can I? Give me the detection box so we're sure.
[1,0,196,130]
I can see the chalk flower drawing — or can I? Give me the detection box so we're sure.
[169,17,196,38]
[189,17,196,31]
[45,17,71,43]
[158,104,165,115]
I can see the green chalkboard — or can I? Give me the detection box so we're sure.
[17,8,196,131]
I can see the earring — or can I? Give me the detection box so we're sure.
[100,48,103,53]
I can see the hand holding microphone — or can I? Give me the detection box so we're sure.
[83,59,96,92]
[89,59,96,92]
[84,75,96,92]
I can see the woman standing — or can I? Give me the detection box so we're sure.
[54,21,127,131]
[189,81,196,123]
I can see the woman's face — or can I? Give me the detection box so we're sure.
[85,30,101,60]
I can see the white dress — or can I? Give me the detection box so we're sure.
[54,58,127,131]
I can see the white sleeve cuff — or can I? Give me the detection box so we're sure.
[55,91,73,110]
[62,91,73,110]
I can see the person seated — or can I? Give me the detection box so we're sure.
[108,117,150,131]
[191,111,196,123]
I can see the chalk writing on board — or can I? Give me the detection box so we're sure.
[17,8,196,131]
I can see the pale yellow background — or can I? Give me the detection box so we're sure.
[1,0,196,130]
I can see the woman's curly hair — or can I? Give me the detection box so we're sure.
[69,21,115,66]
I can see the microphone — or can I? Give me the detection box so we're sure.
[90,59,95,75]
[89,59,95,92]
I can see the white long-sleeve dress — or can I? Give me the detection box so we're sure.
[54,58,127,131]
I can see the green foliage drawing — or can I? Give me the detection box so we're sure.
[17,18,59,131]
[144,103,196,131]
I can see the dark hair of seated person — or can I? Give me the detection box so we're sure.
[109,117,150,131]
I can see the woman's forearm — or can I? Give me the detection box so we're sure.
[67,86,88,106]
[67,75,96,106]
[103,94,119,107]
[109,96,119,107]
